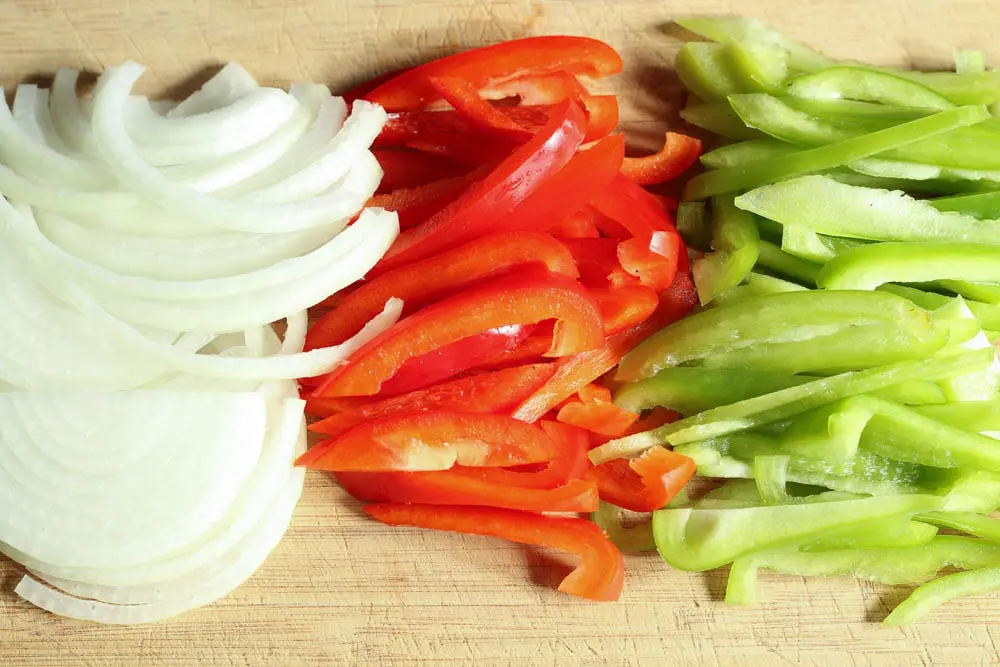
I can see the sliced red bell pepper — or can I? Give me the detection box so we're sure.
[336,471,598,513]
[491,133,625,236]
[341,67,411,105]
[470,420,592,489]
[591,285,660,335]
[557,381,641,436]
[481,70,590,105]
[376,109,518,165]
[364,503,625,601]
[579,95,620,142]
[617,231,684,293]
[298,412,558,472]
[307,231,578,348]
[374,149,467,193]
[307,363,555,428]
[462,335,553,373]
[621,132,703,185]
[561,237,625,288]
[512,269,698,422]
[375,324,535,397]
[315,270,604,398]
[374,100,586,274]
[551,209,601,240]
[367,173,476,232]
[591,446,695,512]
[578,383,612,403]
[428,76,532,138]
[364,36,623,111]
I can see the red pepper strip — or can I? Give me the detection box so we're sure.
[493,134,625,236]
[579,95,620,142]
[307,362,555,426]
[375,100,586,274]
[470,420,592,489]
[561,237,624,288]
[578,383,612,403]
[592,285,660,336]
[512,269,698,422]
[364,503,625,601]
[298,412,558,472]
[336,472,597,513]
[308,231,577,348]
[364,36,623,111]
[481,71,590,105]
[376,110,518,165]
[374,149,467,193]
[368,173,476,232]
[377,325,536,397]
[629,406,681,434]
[557,400,640,437]
[550,210,601,240]
[463,335,553,373]
[591,447,696,512]
[617,231,684,293]
[621,132,703,185]
[428,76,533,138]
[315,270,605,398]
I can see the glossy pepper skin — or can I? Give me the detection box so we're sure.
[592,446,696,512]
[364,503,626,601]
[315,270,604,398]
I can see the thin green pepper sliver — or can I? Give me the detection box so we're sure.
[617,290,938,382]
[753,455,790,504]
[713,272,808,305]
[818,243,1000,291]
[801,516,939,552]
[683,104,989,199]
[930,190,1000,218]
[736,175,1000,244]
[692,197,760,304]
[680,101,763,140]
[591,349,992,464]
[674,17,833,73]
[590,501,656,553]
[915,511,1000,543]
[880,284,1000,330]
[675,42,746,102]
[652,493,943,572]
[916,401,1000,432]
[754,240,819,285]
[787,66,955,110]
[883,565,1000,627]
[728,536,1000,608]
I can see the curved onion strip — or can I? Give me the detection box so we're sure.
[0,241,169,389]
[0,390,267,568]
[49,69,99,156]
[0,88,108,190]
[220,89,346,196]
[125,87,298,166]
[91,63,384,233]
[14,466,304,624]
[13,86,70,153]
[281,310,308,355]
[7,200,393,306]
[35,211,336,281]
[167,63,259,119]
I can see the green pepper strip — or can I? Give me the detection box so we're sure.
[884,565,1000,627]
[679,100,762,141]
[591,348,992,463]
[617,290,939,382]
[675,42,746,102]
[753,455,789,505]
[700,139,797,169]
[755,240,820,284]
[880,284,1000,330]
[692,196,760,304]
[714,272,808,305]
[916,400,1000,432]
[674,17,833,73]
[652,493,943,572]
[729,536,1000,608]
[937,280,1000,305]
[801,517,939,552]
[915,511,1000,543]
[590,501,656,553]
[736,175,1000,244]
[818,243,1000,291]
[675,201,711,250]
[787,66,955,110]
[931,190,1000,218]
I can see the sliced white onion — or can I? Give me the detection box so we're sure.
[168,63,259,118]
[282,310,308,355]
[13,86,70,154]
[49,69,98,156]
[92,62,384,233]
[0,390,268,568]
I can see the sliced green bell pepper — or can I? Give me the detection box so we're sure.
[940,470,1000,513]
[674,17,833,73]
[916,400,1000,432]
[675,201,712,250]
[937,280,1000,304]
[652,493,942,571]
[787,66,955,110]
[781,225,865,264]
[692,196,761,304]
[591,501,656,553]
[675,42,745,102]
[713,272,808,305]
[753,455,790,505]
[680,100,763,140]
[915,511,1000,543]
[683,104,989,200]
[930,190,1000,218]
[818,243,1000,291]
[884,564,1000,627]
[725,38,787,95]
[879,284,1000,331]
[801,516,939,552]
[700,139,797,170]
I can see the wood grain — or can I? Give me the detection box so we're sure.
[3,1,1000,664]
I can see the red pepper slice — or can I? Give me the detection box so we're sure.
[307,231,578,349]
[373,100,586,274]
[591,285,659,335]
[481,70,590,105]
[376,109,518,165]
[621,132,703,185]
[364,36,623,111]
[298,412,558,472]
[367,173,476,232]
[307,362,555,426]
[315,271,604,398]
[463,334,553,373]
[578,383,612,404]
[591,447,696,512]
[376,325,535,397]
[364,504,625,601]
[561,237,624,288]
[336,472,597,513]
[557,400,639,437]
[470,420,592,489]
[374,149,467,193]
[512,269,698,422]
[491,133,625,236]
[428,76,533,138]
[617,231,684,293]
[551,209,601,240]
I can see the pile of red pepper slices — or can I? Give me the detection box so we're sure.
[297,36,702,602]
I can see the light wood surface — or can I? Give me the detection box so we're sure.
[3,1,1000,665]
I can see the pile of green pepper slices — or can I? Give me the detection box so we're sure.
[592,17,1000,626]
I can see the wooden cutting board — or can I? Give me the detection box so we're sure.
[3,1,1000,664]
